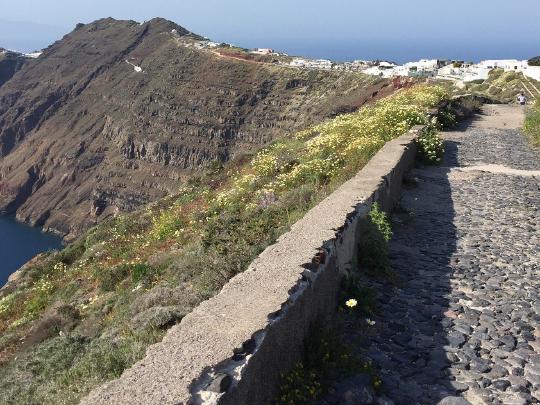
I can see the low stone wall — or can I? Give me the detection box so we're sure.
[82,126,425,405]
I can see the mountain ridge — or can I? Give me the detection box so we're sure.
[0,17,388,240]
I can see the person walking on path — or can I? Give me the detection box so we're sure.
[517,91,527,105]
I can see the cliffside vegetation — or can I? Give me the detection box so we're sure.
[528,56,540,67]
[463,68,540,103]
[0,84,448,404]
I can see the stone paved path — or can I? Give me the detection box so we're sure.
[326,106,540,405]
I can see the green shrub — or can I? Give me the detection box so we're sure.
[358,203,393,278]
[56,241,85,265]
[416,126,444,164]
[339,279,377,316]
[131,264,159,285]
[150,210,185,241]
[97,265,130,292]
[23,279,55,318]
[0,331,164,405]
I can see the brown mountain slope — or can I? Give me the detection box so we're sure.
[0,18,388,239]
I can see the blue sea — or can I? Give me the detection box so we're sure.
[268,39,540,64]
[0,216,62,286]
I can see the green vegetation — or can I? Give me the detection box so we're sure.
[277,327,377,405]
[357,203,393,278]
[463,68,540,103]
[524,100,540,146]
[528,56,540,67]
[0,85,448,404]
[416,126,445,164]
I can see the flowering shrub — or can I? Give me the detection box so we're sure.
[0,293,17,316]
[215,84,448,212]
[415,126,444,164]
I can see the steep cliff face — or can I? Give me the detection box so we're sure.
[0,18,387,239]
[0,49,28,88]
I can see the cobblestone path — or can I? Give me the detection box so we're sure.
[325,106,540,405]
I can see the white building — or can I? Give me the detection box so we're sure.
[437,64,491,82]
[477,60,527,70]
[251,48,275,55]
[289,58,332,70]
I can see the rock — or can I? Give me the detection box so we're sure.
[376,396,395,405]
[500,335,517,351]
[487,364,508,379]
[207,373,232,393]
[454,323,473,335]
[492,379,511,391]
[333,374,375,405]
[469,357,491,373]
[437,397,472,405]
[448,331,467,348]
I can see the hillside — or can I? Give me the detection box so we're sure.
[0,84,449,404]
[462,68,540,103]
[0,18,387,240]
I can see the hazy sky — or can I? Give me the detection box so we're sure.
[1,0,539,62]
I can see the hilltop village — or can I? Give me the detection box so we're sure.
[174,35,540,86]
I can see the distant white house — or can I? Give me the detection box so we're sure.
[25,51,42,59]
[477,60,527,70]
[251,48,275,55]
[378,61,397,69]
[289,58,332,70]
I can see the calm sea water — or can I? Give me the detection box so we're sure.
[0,216,62,286]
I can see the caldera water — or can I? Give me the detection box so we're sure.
[0,216,62,287]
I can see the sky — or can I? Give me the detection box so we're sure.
[1,0,539,63]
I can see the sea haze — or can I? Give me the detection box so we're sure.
[0,216,62,286]
[251,39,540,64]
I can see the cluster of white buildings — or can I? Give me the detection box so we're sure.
[362,59,450,78]
[289,58,333,69]
[284,55,540,84]
[358,58,540,83]
[438,60,540,82]
[172,33,540,85]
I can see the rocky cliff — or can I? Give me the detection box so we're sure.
[0,49,28,88]
[0,18,387,239]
